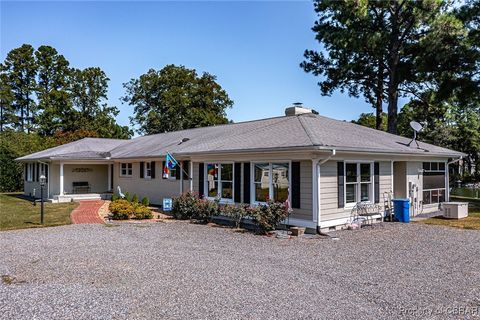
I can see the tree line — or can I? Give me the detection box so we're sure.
[0,44,132,138]
[303,0,480,179]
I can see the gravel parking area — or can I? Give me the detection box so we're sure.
[1,222,479,319]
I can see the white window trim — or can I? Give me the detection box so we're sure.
[145,162,152,179]
[204,162,235,203]
[120,163,133,177]
[26,163,34,182]
[422,161,447,204]
[250,160,292,205]
[344,161,374,208]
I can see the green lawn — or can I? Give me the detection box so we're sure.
[418,200,480,230]
[0,193,78,231]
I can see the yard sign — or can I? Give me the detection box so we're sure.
[163,198,172,211]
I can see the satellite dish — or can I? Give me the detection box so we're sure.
[408,121,423,148]
[410,121,423,132]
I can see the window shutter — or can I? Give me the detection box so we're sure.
[183,161,190,180]
[374,162,380,203]
[198,163,204,197]
[291,162,301,209]
[175,164,181,180]
[337,161,345,208]
[36,163,40,182]
[25,164,27,181]
[110,164,113,189]
[151,161,155,179]
[45,164,49,183]
[162,161,166,179]
[234,163,241,203]
[140,161,144,178]
[243,163,250,203]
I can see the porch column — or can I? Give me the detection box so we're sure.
[179,161,184,194]
[107,164,112,191]
[59,162,64,196]
[189,161,194,192]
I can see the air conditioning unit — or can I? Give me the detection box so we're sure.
[442,202,469,219]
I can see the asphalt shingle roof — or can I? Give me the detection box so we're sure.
[16,114,465,161]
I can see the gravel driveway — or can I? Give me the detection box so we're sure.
[1,222,479,320]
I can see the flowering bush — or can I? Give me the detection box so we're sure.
[172,192,201,220]
[109,199,153,220]
[221,204,248,229]
[250,200,289,233]
[171,194,289,233]
[133,205,153,219]
[109,199,134,220]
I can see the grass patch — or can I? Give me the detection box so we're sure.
[0,193,78,231]
[419,207,480,230]
[1,275,14,285]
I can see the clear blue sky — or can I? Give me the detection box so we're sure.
[1,1,379,128]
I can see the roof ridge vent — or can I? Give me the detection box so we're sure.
[285,103,318,116]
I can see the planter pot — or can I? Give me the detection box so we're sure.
[290,227,306,237]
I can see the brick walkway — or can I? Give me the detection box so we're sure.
[70,200,105,224]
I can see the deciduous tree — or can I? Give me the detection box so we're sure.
[123,65,233,135]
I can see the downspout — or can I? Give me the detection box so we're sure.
[446,157,462,201]
[316,149,336,235]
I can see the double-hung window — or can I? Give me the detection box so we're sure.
[253,162,289,203]
[422,162,446,204]
[205,163,233,201]
[345,162,372,205]
[120,163,132,177]
[145,162,152,179]
[26,163,34,182]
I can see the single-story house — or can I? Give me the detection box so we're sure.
[17,105,464,231]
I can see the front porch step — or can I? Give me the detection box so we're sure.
[53,193,110,203]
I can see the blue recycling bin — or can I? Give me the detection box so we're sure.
[392,199,410,223]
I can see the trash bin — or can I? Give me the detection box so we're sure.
[392,198,410,223]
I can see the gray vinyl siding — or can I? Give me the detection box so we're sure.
[319,160,392,222]
[114,162,188,205]
[290,160,313,221]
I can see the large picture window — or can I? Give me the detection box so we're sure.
[253,162,289,203]
[423,162,446,205]
[120,163,132,177]
[345,162,372,205]
[205,163,234,201]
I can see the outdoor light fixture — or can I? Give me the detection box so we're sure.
[40,175,46,186]
[39,174,46,224]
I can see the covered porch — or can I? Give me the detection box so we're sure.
[49,161,114,203]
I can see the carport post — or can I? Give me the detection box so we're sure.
[59,162,64,196]
[179,161,183,194]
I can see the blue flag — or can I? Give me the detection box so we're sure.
[166,152,178,170]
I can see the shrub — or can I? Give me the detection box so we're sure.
[196,198,219,222]
[132,194,139,203]
[172,192,200,219]
[124,192,131,202]
[141,197,150,206]
[109,199,134,220]
[108,199,153,220]
[221,204,247,228]
[251,200,289,233]
[111,194,119,201]
[133,204,153,219]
